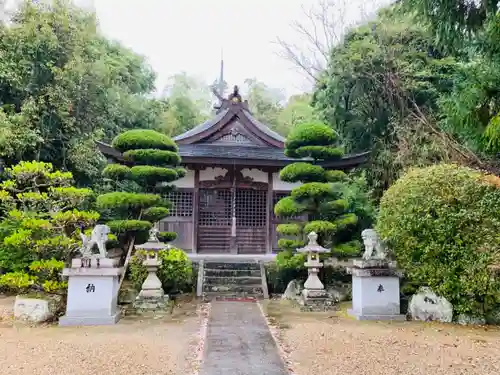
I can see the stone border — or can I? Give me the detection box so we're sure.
[257,301,296,375]
[187,302,211,375]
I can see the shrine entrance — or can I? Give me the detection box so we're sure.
[197,170,268,254]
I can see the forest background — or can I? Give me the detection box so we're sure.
[0,0,499,198]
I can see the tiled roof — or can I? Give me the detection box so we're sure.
[178,144,293,161]
[241,109,285,143]
[173,109,229,141]
[96,141,370,167]
[172,104,285,145]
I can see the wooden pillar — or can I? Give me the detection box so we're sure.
[230,166,237,254]
[266,170,273,254]
[191,168,200,253]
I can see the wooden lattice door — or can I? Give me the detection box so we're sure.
[159,190,194,251]
[235,188,267,254]
[197,188,232,253]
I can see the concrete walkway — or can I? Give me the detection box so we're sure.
[200,301,288,375]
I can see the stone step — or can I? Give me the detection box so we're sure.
[204,276,263,286]
[118,280,138,305]
[199,261,266,300]
[204,268,262,277]
[203,284,263,294]
[204,262,260,270]
[202,291,262,302]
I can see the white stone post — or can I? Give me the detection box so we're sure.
[59,225,123,326]
[347,229,405,321]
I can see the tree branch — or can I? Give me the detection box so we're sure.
[276,0,375,82]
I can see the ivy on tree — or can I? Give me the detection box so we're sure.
[274,121,358,256]
[97,129,184,247]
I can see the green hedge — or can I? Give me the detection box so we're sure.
[377,164,500,319]
[277,238,305,251]
[325,170,348,182]
[123,149,181,166]
[130,166,179,185]
[285,122,337,150]
[322,199,349,215]
[112,129,178,153]
[276,223,302,236]
[303,220,337,236]
[158,231,177,242]
[274,196,304,217]
[141,207,170,222]
[129,248,193,293]
[280,162,326,183]
[96,192,164,210]
[102,164,131,180]
[290,145,344,160]
[175,167,187,178]
[291,182,334,201]
[107,220,152,233]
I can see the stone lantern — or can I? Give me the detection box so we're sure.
[133,227,169,311]
[296,232,335,311]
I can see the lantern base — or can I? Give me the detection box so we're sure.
[298,288,337,312]
[133,270,168,311]
[303,273,325,290]
[133,294,169,311]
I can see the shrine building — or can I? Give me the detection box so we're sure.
[97,87,368,257]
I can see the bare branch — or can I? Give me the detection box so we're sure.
[276,0,392,82]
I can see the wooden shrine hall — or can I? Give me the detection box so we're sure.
[97,87,368,256]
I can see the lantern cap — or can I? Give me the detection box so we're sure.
[296,232,329,253]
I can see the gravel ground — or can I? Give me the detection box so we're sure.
[0,295,204,375]
[263,301,500,375]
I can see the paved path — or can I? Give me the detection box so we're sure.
[200,301,288,375]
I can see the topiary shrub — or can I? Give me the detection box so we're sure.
[158,231,177,243]
[97,129,182,252]
[377,164,500,320]
[274,121,368,254]
[129,247,193,294]
[112,129,178,153]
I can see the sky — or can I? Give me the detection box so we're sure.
[93,0,391,98]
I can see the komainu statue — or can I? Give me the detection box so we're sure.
[79,225,111,258]
[361,229,387,261]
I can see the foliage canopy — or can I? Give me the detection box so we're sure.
[274,121,373,258]
[97,129,181,248]
[0,0,168,185]
[377,164,500,319]
[0,161,100,294]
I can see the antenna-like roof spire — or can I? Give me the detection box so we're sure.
[218,48,225,97]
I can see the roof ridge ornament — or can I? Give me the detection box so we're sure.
[228,85,242,103]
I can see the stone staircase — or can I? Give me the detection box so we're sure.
[199,261,269,301]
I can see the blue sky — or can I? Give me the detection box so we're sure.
[93,0,391,98]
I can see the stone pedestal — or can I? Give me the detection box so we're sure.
[348,259,405,321]
[59,258,123,326]
[299,288,337,312]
